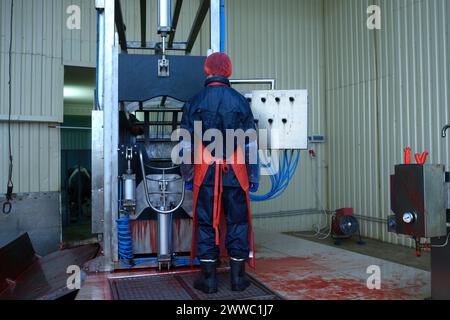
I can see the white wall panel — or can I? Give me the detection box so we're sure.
[0,0,63,120]
[0,122,60,193]
[0,0,63,194]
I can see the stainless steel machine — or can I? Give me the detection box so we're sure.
[389,134,450,299]
[92,0,309,272]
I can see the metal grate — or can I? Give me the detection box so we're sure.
[109,270,281,300]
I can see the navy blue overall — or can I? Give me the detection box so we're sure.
[180,76,259,264]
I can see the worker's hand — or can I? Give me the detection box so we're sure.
[185,181,194,191]
[249,183,259,193]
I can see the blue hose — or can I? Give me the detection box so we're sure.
[117,214,134,262]
[250,150,300,202]
[95,10,101,111]
[220,0,226,52]
[133,257,158,264]
[173,257,200,267]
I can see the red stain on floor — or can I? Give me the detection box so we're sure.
[251,257,421,300]
[254,256,329,274]
[274,276,411,300]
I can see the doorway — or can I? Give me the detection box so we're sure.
[62,66,96,243]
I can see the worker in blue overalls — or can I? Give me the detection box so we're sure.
[180,53,260,294]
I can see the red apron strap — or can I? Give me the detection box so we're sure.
[212,163,221,245]
[190,145,255,268]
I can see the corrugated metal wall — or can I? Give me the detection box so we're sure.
[0,0,63,194]
[0,0,63,120]
[1,0,327,230]
[4,0,449,241]
[0,122,60,193]
[227,0,327,226]
[62,0,97,67]
[325,0,450,244]
[61,129,91,150]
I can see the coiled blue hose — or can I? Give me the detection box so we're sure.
[250,150,300,202]
[117,179,134,266]
[117,213,134,261]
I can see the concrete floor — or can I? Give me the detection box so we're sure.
[249,229,430,300]
[287,231,431,271]
[77,228,430,300]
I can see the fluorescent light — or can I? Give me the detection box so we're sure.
[64,86,94,101]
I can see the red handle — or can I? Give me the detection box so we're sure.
[419,152,429,164]
[415,151,429,165]
[404,147,411,164]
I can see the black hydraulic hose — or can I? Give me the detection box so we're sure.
[3,0,14,215]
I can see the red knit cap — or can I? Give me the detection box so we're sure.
[204,52,233,78]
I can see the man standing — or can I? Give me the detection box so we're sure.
[180,53,259,294]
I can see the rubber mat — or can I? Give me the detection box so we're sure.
[109,270,282,300]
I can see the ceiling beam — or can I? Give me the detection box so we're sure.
[185,0,210,53]
[114,0,128,52]
[168,0,183,47]
[140,0,147,48]
[127,41,187,51]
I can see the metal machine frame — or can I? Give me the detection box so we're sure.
[93,0,304,272]
[93,0,230,271]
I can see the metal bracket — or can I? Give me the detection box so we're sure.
[158,58,170,77]
[125,146,133,161]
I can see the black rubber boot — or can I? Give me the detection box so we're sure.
[230,259,250,291]
[194,262,218,294]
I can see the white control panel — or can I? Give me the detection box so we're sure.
[248,90,308,150]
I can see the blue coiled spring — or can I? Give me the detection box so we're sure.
[116,176,198,267]
[117,212,134,262]
[117,178,134,266]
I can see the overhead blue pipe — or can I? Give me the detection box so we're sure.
[220,0,226,52]
[95,10,100,110]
